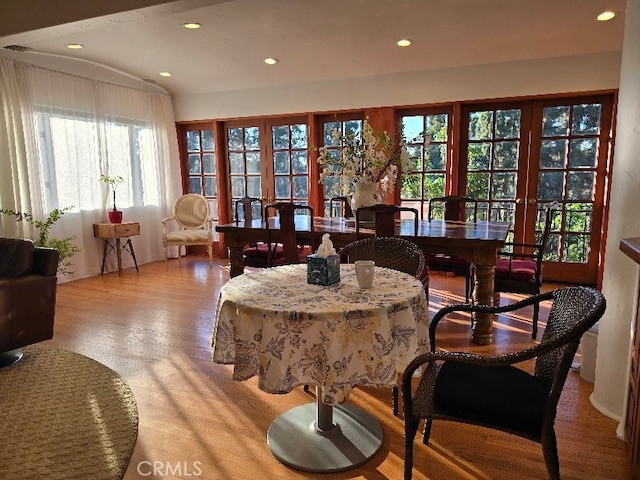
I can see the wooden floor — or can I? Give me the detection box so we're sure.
[46,256,633,480]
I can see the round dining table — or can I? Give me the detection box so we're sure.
[212,263,429,472]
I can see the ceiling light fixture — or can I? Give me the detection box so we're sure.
[183,22,201,29]
[397,39,412,47]
[66,43,84,49]
[264,58,278,65]
[160,72,172,77]
[597,11,615,21]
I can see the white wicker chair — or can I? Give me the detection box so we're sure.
[162,194,213,266]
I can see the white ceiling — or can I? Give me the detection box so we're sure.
[0,0,627,97]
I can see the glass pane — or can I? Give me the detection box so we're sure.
[468,111,493,141]
[490,202,514,223]
[477,201,490,220]
[491,172,516,199]
[425,144,446,170]
[202,153,215,174]
[323,177,339,198]
[467,172,490,200]
[189,177,201,194]
[424,173,445,198]
[572,104,601,136]
[186,130,200,152]
[274,151,289,174]
[244,127,260,150]
[567,172,595,200]
[293,176,308,199]
[467,143,492,170]
[188,154,201,174]
[246,176,261,197]
[292,151,308,174]
[403,115,424,140]
[344,120,362,139]
[542,106,570,137]
[291,124,307,148]
[203,176,216,196]
[540,140,567,168]
[565,203,592,233]
[426,114,448,142]
[495,109,521,139]
[201,130,214,151]
[401,173,422,199]
[493,141,518,169]
[272,125,289,150]
[569,138,598,168]
[275,176,290,198]
[227,128,243,150]
[538,172,564,200]
[563,234,590,263]
[230,177,245,197]
[406,145,422,169]
[246,152,260,174]
[229,152,244,174]
[324,122,340,146]
[545,233,560,261]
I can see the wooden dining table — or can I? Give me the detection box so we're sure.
[216,216,510,345]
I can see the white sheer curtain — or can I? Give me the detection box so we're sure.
[0,57,182,282]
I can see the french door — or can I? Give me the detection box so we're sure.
[225,118,310,220]
[459,94,614,283]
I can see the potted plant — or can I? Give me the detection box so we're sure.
[100,174,124,223]
[0,206,81,275]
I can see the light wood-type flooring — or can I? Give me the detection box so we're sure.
[45,256,633,480]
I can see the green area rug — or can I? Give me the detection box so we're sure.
[0,345,138,479]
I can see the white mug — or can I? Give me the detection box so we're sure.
[354,260,375,289]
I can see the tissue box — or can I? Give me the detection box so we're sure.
[307,254,340,286]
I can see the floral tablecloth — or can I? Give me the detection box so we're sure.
[212,263,429,406]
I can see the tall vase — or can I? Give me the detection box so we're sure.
[351,181,380,219]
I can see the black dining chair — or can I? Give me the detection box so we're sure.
[425,195,478,302]
[329,196,354,218]
[401,286,606,480]
[264,202,314,266]
[234,196,284,268]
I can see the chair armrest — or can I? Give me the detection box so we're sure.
[33,247,60,277]
[429,290,556,350]
[162,216,176,236]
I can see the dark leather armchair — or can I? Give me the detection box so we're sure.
[0,238,59,367]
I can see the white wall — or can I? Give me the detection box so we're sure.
[594,0,640,432]
[172,52,621,121]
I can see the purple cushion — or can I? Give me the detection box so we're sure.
[0,238,35,278]
[425,253,470,268]
[495,258,537,281]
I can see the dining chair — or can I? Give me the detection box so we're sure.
[355,204,429,298]
[234,196,283,268]
[329,196,354,218]
[401,286,606,480]
[265,202,314,266]
[340,236,426,417]
[494,201,558,339]
[162,193,213,266]
[425,195,478,302]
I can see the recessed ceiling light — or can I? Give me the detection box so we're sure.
[397,39,412,47]
[264,58,278,65]
[597,11,615,21]
[66,43,84,50]
[160,72,172,77]
[183,22,201,29]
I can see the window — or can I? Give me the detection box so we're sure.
[186,128,216,197]
[271,123,309,203]
[36,109,157,212]
[400,111,450,217]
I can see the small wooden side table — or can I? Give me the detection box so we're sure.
[93,222,140,275]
